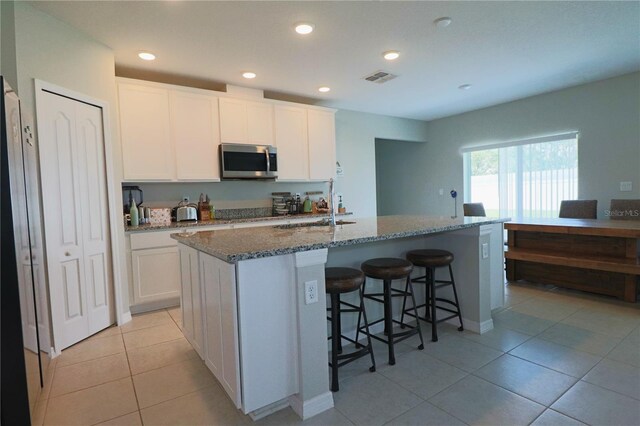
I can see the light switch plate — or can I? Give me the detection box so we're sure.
[620,181,633,192]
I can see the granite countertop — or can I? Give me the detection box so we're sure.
[171,215,510,263]
[125,212,352,233]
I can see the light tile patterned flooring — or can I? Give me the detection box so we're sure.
[33,283,640,425]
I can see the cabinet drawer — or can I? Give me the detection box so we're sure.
[130,231,179,250]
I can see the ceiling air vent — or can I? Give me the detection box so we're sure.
[364,70,397,84]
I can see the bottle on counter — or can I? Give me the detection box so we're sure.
[130,199,139,227]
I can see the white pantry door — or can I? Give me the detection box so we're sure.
[38,91,113,351]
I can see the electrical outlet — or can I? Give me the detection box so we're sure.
[304,280,318,305]
[439,188,444,196]
[182,196,190,203]
[620,181,633,192]
[482,243,489,259]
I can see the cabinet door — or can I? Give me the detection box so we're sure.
[131,247,180,305]
[246,102,274,145]
[219,98,247,144]
[219,259,241,408]
[274,105,309,180]
[118,83,174,180]
[179,246,194,341]
[308,110,336,181]
[201,253,223,381]
[171,91,220,180]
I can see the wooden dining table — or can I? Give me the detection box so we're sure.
[505,218,640,302]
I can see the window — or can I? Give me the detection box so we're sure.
[463,132,578,219]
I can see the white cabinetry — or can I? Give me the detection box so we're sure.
[274,105,309,180]
[118,79,222,182]
[118,83,173,180]
[179,244,204,358]
[171,91,220,180]
[308,109,336,181]
[130,232,180,306]
[200,252,241,408]
[219,98,274,145]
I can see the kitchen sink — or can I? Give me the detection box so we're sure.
[274,220,356,229]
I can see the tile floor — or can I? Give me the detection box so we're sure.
[32,284,640,426]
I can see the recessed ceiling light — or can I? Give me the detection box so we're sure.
[458,84,472,90]
[318,86,331,93]
[295,23,314,35]
[138,51,156,61]
[383,51,400,61]
[242,72,257,79]
[434,17,453,28]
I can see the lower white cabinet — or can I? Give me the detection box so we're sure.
[179,245,204,358]
[178,245,241,408]
[200,252,241,408]
[130,232,180,305]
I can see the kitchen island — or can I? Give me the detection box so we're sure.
[171,215,508,420]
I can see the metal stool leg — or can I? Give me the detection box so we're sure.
[336,293,343,353]
[430,268,438,342]
[399,278,409,328]
[406,275,425,350]
[330,293,340,391]
[383,279,395,365]
[359,285,376,372]
[449,264,464,331]
[355,278,366,346]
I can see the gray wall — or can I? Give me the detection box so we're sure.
[414,72,639,218]
[1,1,18,90]
[375,139,433,216]
[334,110,430,217]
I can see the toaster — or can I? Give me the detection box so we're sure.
[175,206,197,222]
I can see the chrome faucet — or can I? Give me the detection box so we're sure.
[328,178,336,226]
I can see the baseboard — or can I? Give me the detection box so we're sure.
[248,398,290,421]
[454,317,494,334]
[119,311,132,325]
[288,392,334,420]
[130,297,180,315]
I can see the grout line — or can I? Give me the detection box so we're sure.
[123,332,143,414]
[88,408,139,426]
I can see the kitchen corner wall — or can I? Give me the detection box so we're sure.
[420,71,640,218]
[1,1,19,90]
[334,109,430,217]
[11,2,130,317]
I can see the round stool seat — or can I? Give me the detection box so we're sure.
[361,258,413,280]
[325,267,365,294]
[407,249,454,267]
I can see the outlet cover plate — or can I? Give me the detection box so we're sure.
[304,280,318,305]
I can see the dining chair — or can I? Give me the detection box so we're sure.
[609,199,640,220]
[558,200,597,219]
[463,202,486,217]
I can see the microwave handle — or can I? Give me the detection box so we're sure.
[265,146,271,172]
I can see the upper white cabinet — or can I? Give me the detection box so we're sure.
[170,91,220,180]
[219,98,274,145]
[117,78,335,182]
[274,105,309,180]
[308,109,336,181]
[118,83,174,180]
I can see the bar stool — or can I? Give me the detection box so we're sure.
[401,249,464,342]
[357,258,424,366]
[326,267,376,392]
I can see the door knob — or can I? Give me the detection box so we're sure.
[65,251,71,257]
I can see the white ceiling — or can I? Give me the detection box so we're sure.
[29,1,640,121]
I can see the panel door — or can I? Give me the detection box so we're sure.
[38,90,114,351]
[131,247,180,305]
[201,253,223,381]
[118,83,173,180]
[171,91,220,180]
[274,105,309,180]
[308,110,336,181]
[219,98,247,144]
[246,101,274,145]
[75,103,114,335]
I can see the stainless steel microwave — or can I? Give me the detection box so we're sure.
[220,143,278,179]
